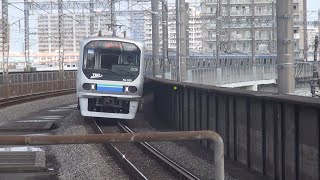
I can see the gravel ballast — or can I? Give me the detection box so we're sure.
[0,94,129,180]
[47,111,129,180]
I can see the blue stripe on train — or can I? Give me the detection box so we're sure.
[96,84,123,93]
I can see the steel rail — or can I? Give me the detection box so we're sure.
[92,120,147,180]
[0,89,75,108]
[0,130,224,180]
[117,122,200,180]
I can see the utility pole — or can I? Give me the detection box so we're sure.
[311,36,319,97]
[24,0,30,71]
[277,0,295,94]
[271,1,276,53]
[318,9,320,61]
[215,0,221,65]
[58,0,64,81]
[110,0,117,36]
[186,3,190,68]
[152,0,160,77]
[2,0,9,76]
[179,0,187,81]
[227,0,231,52]
[162,0,168,78]
[314,36,318,61]
[268,29,272,52]
[175,0,180,80]
[111,0,116,36]
[303,0,308,61]
[89,0,94,36]
[251,0,256,65]
[2,0,9,97]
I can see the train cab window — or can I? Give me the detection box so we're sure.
[85,49,95,69]
[83,40,141,81]
[101,54,119,70]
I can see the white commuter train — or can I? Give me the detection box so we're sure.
[76,36,144,119]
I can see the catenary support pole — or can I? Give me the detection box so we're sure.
[185,3,190,71]
[111,0,117,36]
[152,0,160,77]
[58,0,64,86]
[24,0,30,71]
[276,0,295,93]
[89,0,94,36]
[215,0,221,67]
[179,0,187,81]
[162,0,168,79]
[176,0,180,81]
[303,0,308,61]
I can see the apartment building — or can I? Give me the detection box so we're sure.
[201,0,305,60]
[130,4,203,51]
[37,13,112,62]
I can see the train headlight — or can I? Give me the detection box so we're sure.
[83,83,95,90]
[128,86,137,93]
[123,86,137,93]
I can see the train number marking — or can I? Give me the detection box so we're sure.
[123,79,132,82]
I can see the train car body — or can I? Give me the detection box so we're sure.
[77,36,144,119]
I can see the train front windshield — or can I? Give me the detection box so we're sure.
[83,40,141,81]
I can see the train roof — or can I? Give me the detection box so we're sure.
[80,36,144,48]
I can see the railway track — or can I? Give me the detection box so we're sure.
[93,120,200,180]
[0,89,76,179]
[0,89,75,108]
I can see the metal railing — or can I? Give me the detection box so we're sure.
[144,57,319,86]
[0,131,224,180]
